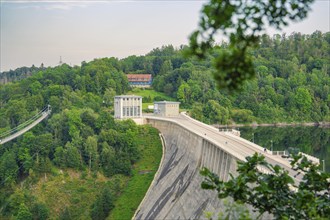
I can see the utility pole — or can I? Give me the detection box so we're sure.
[271,140,273,152]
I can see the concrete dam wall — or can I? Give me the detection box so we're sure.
[134,118,241,219]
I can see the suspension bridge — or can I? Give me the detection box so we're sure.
[0,105,51,145]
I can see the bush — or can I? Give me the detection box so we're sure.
[231,109,255,124]
[31,202,49,220]
[153,96,164,101]
[90,187,114,220]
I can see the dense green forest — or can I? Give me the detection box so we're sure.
[0,31,329,218]
[0,59,162,219]
[2,31,329,125]
[112,31,329,124]
[0,65,45,85]
[151,31,329,124]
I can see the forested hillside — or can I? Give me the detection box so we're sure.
[0,65,45,85]
[122,31,329,124]
[2,31,329,125]
[0,59,162,219]
[0,31,328,219]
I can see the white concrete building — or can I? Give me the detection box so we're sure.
[114,95,142,119]
[154,101,180,117]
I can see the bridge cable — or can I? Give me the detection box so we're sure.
[0,106,49,139]
[0,108,46,137]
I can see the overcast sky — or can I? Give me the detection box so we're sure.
[1,0,329,72]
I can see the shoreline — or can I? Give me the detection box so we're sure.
[216,121,330,128]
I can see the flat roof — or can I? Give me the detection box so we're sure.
[154,101,180,104]
[115,95,142,98]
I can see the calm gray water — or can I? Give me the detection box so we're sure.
[237,126,330,173]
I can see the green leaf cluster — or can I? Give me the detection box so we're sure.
[90,187,114,220]
[188,0,314,90]
[201,153,330,219]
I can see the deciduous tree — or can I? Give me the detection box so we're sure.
[201,153,330,219]
[188,0,314,90]
[0,150,18,187]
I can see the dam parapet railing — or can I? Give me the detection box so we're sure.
[299,152,320,165]
[218,128,240,137]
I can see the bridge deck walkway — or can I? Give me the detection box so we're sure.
[0,111,51,145]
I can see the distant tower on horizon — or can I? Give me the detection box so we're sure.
[59,56,63,65]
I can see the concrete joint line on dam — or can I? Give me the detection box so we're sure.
[133,114,302,219]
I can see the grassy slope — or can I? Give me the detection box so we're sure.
[15,126,162,220]
[127,88,174,101]
[30,169,128,220]
[127,88,176,111]
[108,126,162,220]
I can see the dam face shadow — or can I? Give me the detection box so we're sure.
[135,119,239,220]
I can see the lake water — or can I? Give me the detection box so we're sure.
[235,126,330,173]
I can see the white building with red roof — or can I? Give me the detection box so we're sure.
[127,74,152,88]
